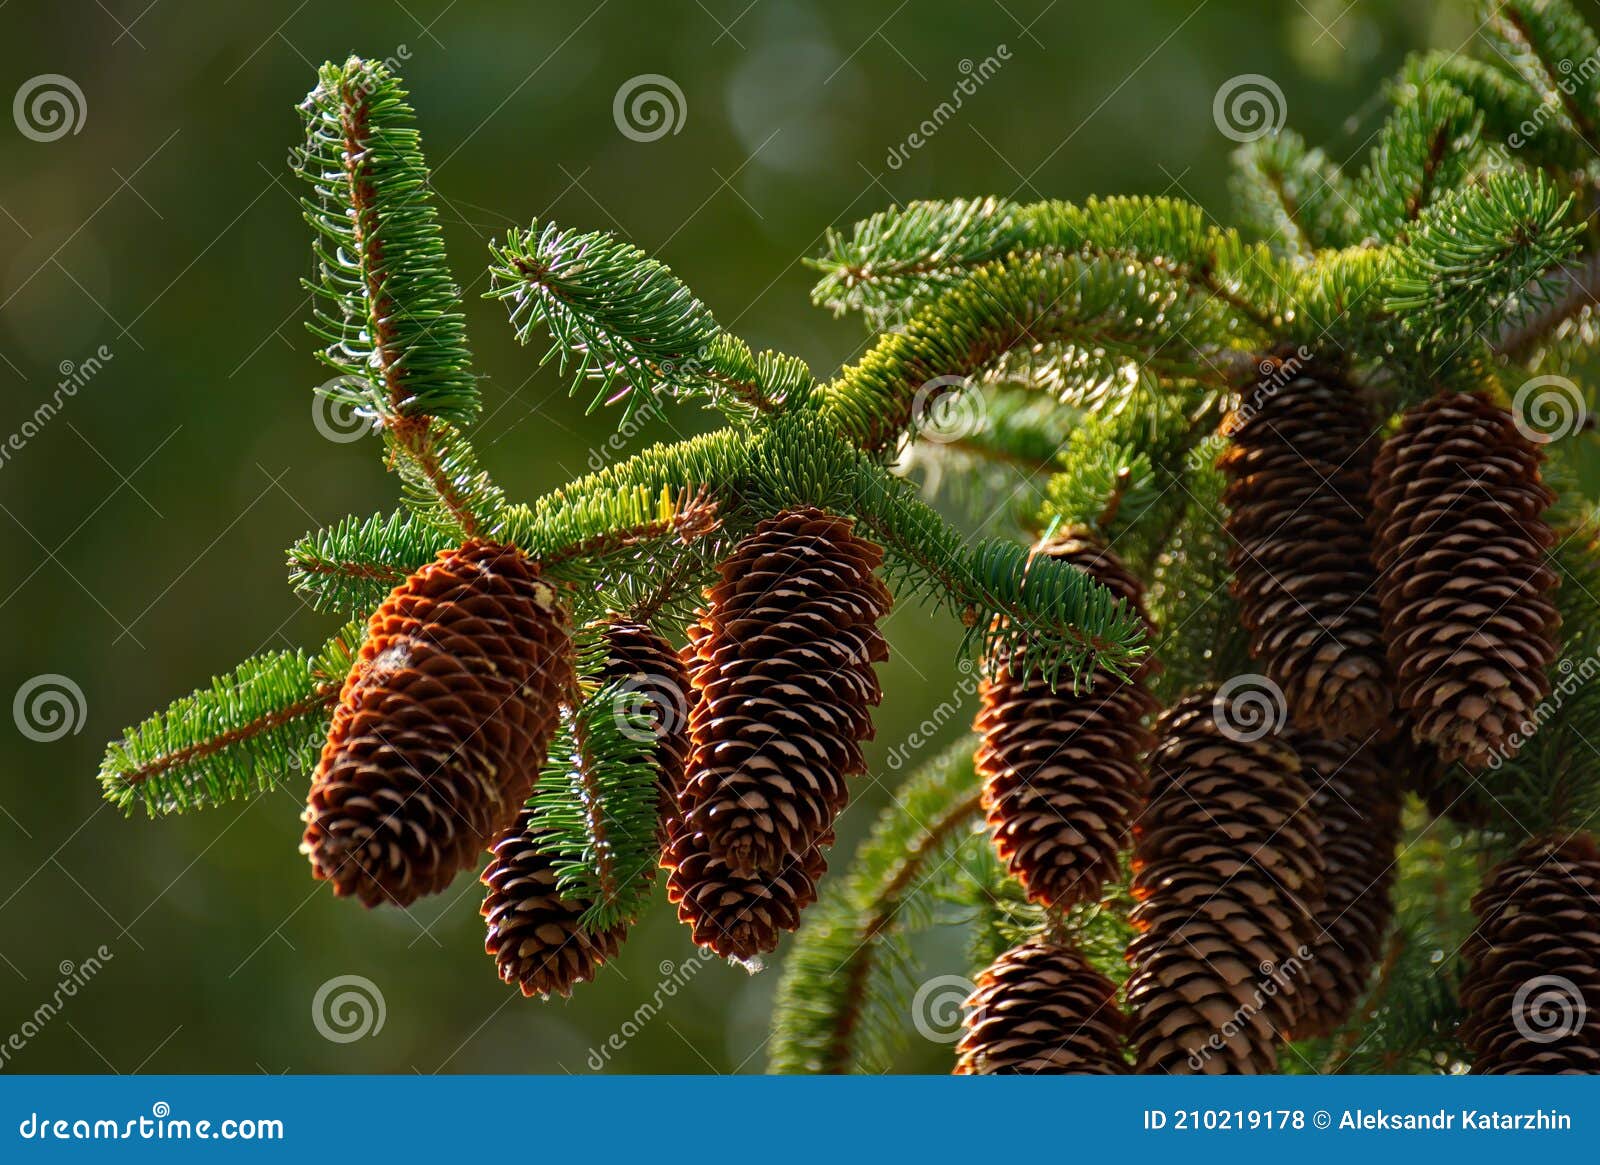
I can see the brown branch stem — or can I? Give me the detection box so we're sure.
[119,684,341,787]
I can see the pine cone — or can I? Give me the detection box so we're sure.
[1293,735,1401,1038]
[1371,391,1559,769]
[304,541,572,907]
[678,508,891,877]
[975,533,1157,910]
[662,818,827,961]
[1126,690,1324,1073]
[955,939,1129,1074]
[481,807,627,998]
[1460,833,1600,1073]
[1220,365,1390,738]
[599,618,691,831]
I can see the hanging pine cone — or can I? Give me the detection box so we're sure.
[304,540,572,907]
[678,507,891,877]
[599,618,691,833]
[975,532,1157,910]
[662,817,828,961]
[481,807,627,998]
[1371,391,1559,770]
[1219,364,1390,738]
[1460,833,1600,1073]
[1292,735,1401,1038]
[955,938,1129,1074]
[1126,689,1324,1074]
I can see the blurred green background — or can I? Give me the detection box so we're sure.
[0,0,1572,1073]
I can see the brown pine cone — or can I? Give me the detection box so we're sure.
[678,508,891,877]
[1292,734,1402,1038]
[1370,391,1559,770]
[975,532,1157,910]
[1460,833,1600,1073]
[481,807,627,997]
[303,540,572,907]
[662,817,828,961]
[955,938,1129,1074]
[599,618,691,831]
[1219,366,1390,738]
[1126,689,1325,1073]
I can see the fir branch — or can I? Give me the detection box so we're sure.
[295,57,477,425]
[296,58,497,538]
[810,197,1025,324]
[811,195,1290,333]
[527,680,660,931]
[1230,129,1360,256]
[1016,197,1290,330]
[1355,83,1482,240]
[382,419,504,538]
[1386,169,1582,347]
[287,510,452,616]
[839,455,1150,687]
[487,221,809,422]
[768,737,985,1074]
[1403,51,1593,173]
[99,626,361,817]
[812,252,1252,454]
[1487,0,1600,157]
[1491,246,1600,359]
